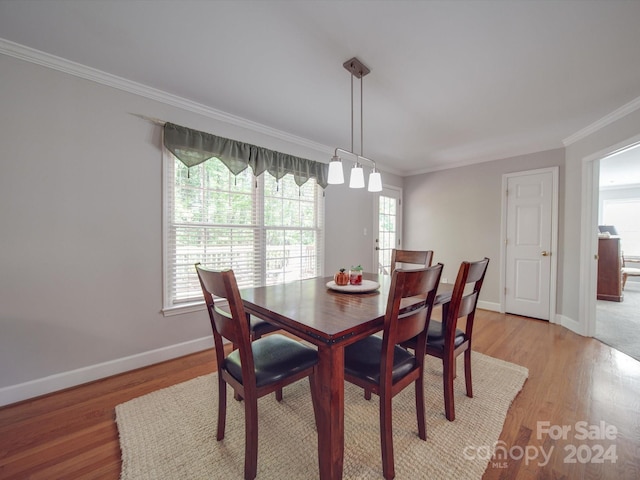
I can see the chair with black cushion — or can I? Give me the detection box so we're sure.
[195,262,283,400]
[404,257,489,421]
[195,263,280,342]
[344,264,443,480]
[195,265,319,480]
[248,316,281,340]
[390,249,434,273]
[364,249,435,399]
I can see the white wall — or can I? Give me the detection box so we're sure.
[3,48,638,405]
[599,185,640,214]
[403,150,565,306]
[324,173,403,274]
[0,53,392,405]
[564,108,640,323]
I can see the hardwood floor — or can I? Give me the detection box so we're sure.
[1,310,639,479]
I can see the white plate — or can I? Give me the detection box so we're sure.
[326,279,380,293]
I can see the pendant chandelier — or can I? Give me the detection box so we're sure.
[327,57,383,192]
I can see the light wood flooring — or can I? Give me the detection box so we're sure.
[1,310,639,479]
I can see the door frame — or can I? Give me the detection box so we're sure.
[500,166,559,322]
[373,185,403,272]
[581,134,640,337]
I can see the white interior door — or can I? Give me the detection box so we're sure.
[374,187,402,275]
[504,169,557,320]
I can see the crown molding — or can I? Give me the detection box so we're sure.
[563,94,640,146]
[0,38,333,157]
[403,144,559,178]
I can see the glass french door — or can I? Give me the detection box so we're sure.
[374,186,402,275]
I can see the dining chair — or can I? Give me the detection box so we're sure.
[621,254,640,290]
[390,248,434,273]
[195,262,283,400]
[195,265,319,480]
[195,263,281,341]
[343,264,443,480]
[404,257,489,421]
[364,248,435,400]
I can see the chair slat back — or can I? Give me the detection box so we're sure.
[390,249,434,274]
[446,257,490,338]
[383,264,443,360]
[195,264,255,373]
[466,259,490,284]
[458,291,479,318]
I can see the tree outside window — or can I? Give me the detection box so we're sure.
[164,152,324,312]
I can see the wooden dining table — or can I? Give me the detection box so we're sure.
[240,272,452,480]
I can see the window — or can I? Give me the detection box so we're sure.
[163,149,324,314]
[601,198,640,257]
[376,193,399,274]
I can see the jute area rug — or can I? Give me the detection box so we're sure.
[116,352,528,480]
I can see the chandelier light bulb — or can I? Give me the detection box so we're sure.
[368,170,383,192]
[327,155,345,184]
[349,164,365,189]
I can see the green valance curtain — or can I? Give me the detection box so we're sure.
[163,122,328,188]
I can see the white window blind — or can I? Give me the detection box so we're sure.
[602,198,640,256]
[163,148,324,314]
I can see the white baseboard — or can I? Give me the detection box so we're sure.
[477,300,501,312]
[0,336,213,408]
[555,314,586,336]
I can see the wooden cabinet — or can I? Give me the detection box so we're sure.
[597,236,623,302]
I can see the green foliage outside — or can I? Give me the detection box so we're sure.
[171,157,322,300]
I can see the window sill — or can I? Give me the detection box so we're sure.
[162,301,206,317]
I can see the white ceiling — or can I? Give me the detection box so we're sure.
[1,0,640,178]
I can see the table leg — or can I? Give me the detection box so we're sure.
[313,343,345,480]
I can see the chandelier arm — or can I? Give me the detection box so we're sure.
[333,148,377,169]
[331,57,381,191]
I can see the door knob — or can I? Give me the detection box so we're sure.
[541,251,550,256]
